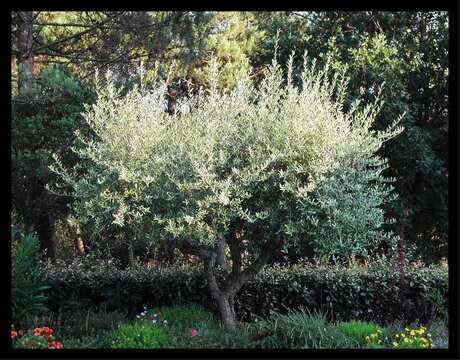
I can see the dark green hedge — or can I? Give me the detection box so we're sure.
[43,259,448,324]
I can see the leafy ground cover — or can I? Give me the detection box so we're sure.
[12,304,448,349]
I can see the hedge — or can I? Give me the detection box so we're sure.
[43,258,448,324]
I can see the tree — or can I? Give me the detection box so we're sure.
[11,11,216,92]
[11,65,95,260]
[190,12,263,90]
[51,54,402,328]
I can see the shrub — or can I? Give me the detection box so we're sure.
[425,319,448,349]
[43,259,448,324]
[102,322,170,349]
[246,309,358,349]
[335,320,385,346]
[12,65,95,260]
[11,210,49,326]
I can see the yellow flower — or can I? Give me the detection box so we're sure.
[395,334,399,338]
[393,342,398,347]
[365,336,370,341]
[418,328,425,334]
[404,338,409,343]
[410,330,416,336]
[427,333,432,337]
[405,327,409,331]
[401,333,406,338]
[377,330,383,334]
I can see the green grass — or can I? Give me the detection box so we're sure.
[335,320,385,347]
[103,322,170,349]
[153,304,214,329]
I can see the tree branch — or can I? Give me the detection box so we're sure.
[33,13,121,54]
[203,251,222,297]
[215,233,228,270]
[244,234,284,279]
[224,232,285,295]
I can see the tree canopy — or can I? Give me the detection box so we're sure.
[50,53,403,327]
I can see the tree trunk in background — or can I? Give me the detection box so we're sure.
[16,11,35,93]
[128,242,135,267]
[37,213,56,263]
[75,224,85,255]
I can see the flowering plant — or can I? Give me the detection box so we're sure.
[11,326,63,349]
[365,325,433,348]
[135,305,168,327]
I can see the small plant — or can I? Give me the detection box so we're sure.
[336,320,385,346]
[103,322,170,348]
[12,326,63,349]
[11,210,49,326]
[247,309,359,349]
[364,325,433,348]
[422,287,448,323]
[136,305,169,327]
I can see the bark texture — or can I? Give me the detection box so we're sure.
[16,11,35,93]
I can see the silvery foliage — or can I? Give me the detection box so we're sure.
[50,52,404,261]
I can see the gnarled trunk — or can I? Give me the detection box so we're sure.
[178,231,285,329]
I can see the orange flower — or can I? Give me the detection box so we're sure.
[33,328,42,335]
[11,330,17,338]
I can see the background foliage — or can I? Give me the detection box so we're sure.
[11,11,448,264]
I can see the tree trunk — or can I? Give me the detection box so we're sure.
[75,224,85,255]
[16,11,35,93]
[128,242,135,267]
[37,213,56,263]
[217,293,237,329]
[179,232,285,329]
